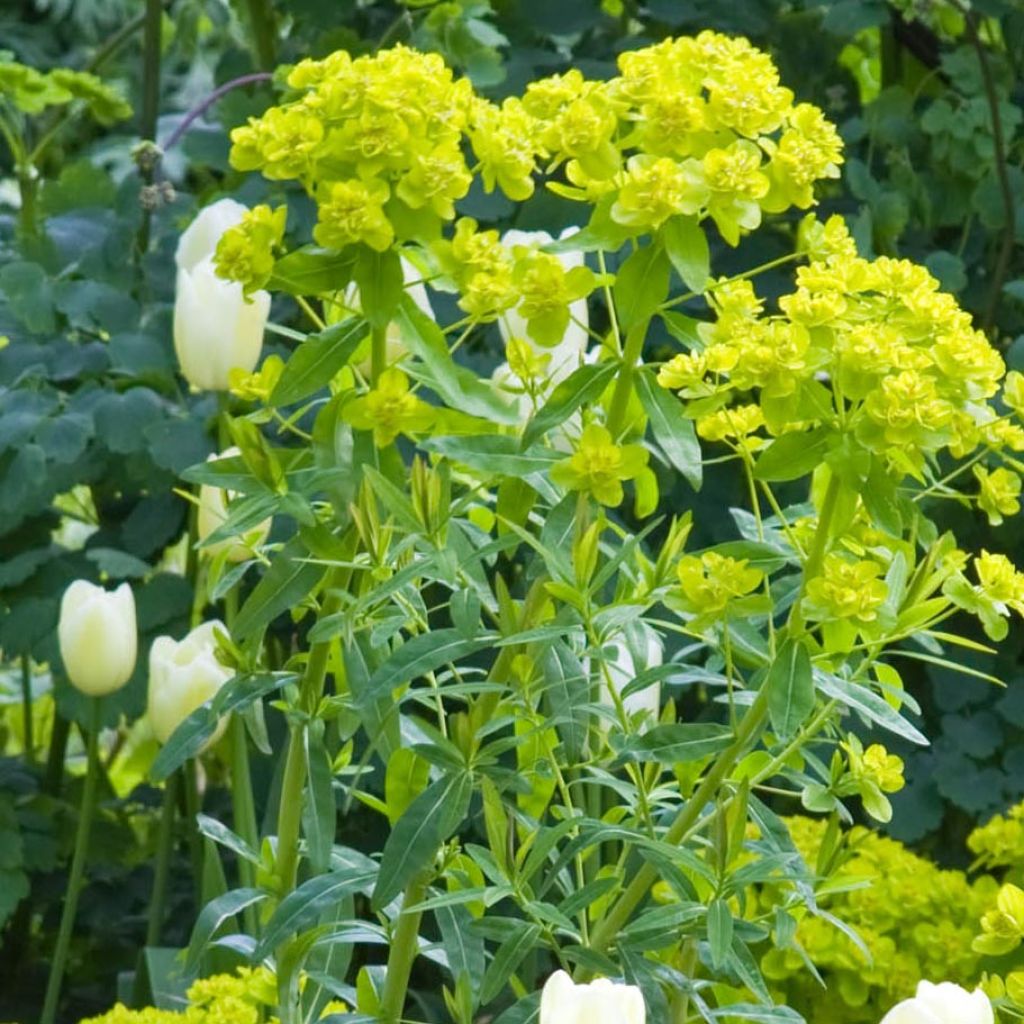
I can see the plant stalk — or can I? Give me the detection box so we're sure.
[244,0,278,71]
[20,655,33,766]
[371,323,387,386]
[605,320,647,438]
[378,875,429,1024]
[230,714,261,935]
[40,698,103,1024]
[274,583,344,895]
[145,771,178,947]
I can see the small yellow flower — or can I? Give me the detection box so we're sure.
[975,465,1022,526]
[550,424,649,507]
[696,404,764,443]
[676,551,763,615]
[861,743,904,793]
[343,368,434,445]
[803,553,888,624]
[229,355,284,402]
[313,179,394,252]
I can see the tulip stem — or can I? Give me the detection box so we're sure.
[40,698,103,1024]
[230,714,260,936]
[20,655,34,766]
[183,757,204,903]
[146,771,177,947]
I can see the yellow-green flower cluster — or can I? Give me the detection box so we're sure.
[228,46,542,251]
[78,967,346,1024]
[0,59,131,122]
[536,33,842,243]
[663,219,1015,479]
[762,816,994,1024]
[803,553,888,625]
[434,218,599,328]
[968,798,1024,870]
[675,551,764,616]
[550,424,648,507]
[215,204,287,294]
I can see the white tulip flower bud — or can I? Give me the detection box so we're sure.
[175,197,248,273]
[880,982,993,1024]
[540,971,645,1024]
[147,620,234,746]
[197,446,272,562]
[58,581,138,696]
[173,257,270,391]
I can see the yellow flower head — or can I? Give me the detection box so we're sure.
[550,424,649,507]
[803,553,888,624]
[215,204,287,294]
[676,551,763,615]
[860,743,905,793]
[343,368,435,446]
[975,465,1022,526]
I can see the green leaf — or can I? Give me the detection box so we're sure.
[353,247,403,329]
[522,362,617,448]
[423,435,560,477]
[766,639,815,739]
[269,247,357,296]
[815,670,928,745]
[396,297,519,424]
[436,903,485,1003]
[707,898,733,970]
[234,539,326,641]
[185,888,267,973]
[385,747,430,826]
[614,244,670,330]
[0,261,55,334]
[303,723,336,875]
[373,771,473,909]
[195,814,260,866]
[753,427,833,482]
[366,628,496,696]
[270,318,368,407]
[712,1005,803,1023]
[612,723,733,765]
[480,922,541,1004]
[541,643,590,762]
[662,216,710,293]
[255,867,378,958]
[635,369,702,489]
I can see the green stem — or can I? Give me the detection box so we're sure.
[40,698,103,1024]
[244,0,278,71]
[146,772,178,947]
[136,0,163,258]
[606,321,647,439]
[183,757,204,903]
[274,583,344,895]
[371,323,387,386]
[44,714,71,797]
[581,684,771,968]
[20,655,33,766]
[231,714,261,935]
[378,875,430,1024]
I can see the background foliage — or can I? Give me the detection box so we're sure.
[1,0,1024,1021]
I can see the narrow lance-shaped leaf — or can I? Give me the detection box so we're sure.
[635,369,702,490]
[765,639,814,739]
[270,317,368,407]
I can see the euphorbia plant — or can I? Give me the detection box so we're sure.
[157,31,1024,1024]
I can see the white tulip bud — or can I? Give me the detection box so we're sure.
[58,581,138,696]
[197,446,272,562]
[147,620,234,746]
[499,228,588,387]
[596,625,662,730]
[175,197,248,273]
[540,971,645,1024]
[880,982,993,1024]
[174,257,270,391]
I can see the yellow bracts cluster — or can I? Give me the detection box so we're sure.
[661,215,1015,481]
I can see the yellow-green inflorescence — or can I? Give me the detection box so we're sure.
[78,966,347,1024]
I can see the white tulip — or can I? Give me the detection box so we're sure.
[175,197,248,273]
[498,228,588,387]
[58,581,137,696]
[174,257,270,391]
[147,621,234,746]
[880,982,993,1024]
[597,625,662,729]
[540,971,645,1024]
[197,446,272,562]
